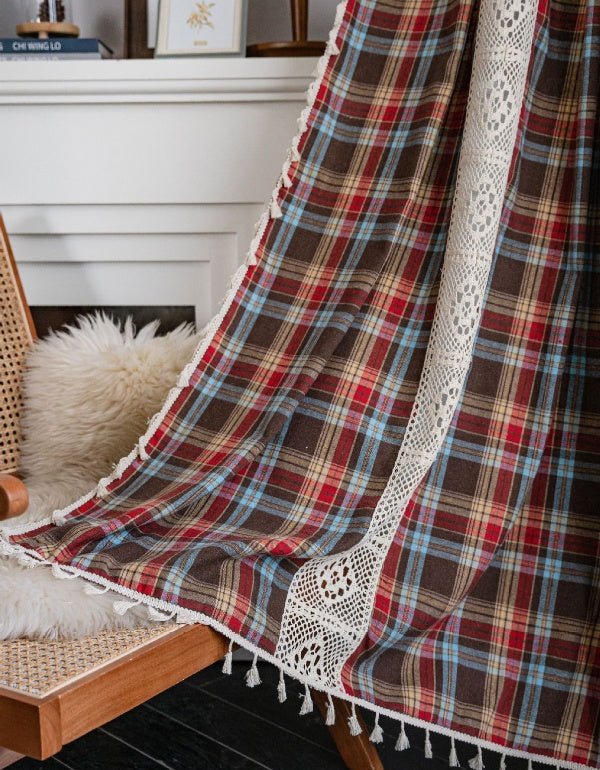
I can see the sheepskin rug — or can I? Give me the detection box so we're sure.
[0,314,200,640]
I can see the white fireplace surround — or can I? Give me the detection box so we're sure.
[0,58,315,328]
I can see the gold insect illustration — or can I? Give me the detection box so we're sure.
[187,2,215,31]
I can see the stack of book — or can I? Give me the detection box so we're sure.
[0,38,112,60]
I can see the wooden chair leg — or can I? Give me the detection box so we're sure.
[312,690,384,770]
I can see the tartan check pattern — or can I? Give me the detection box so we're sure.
[10,0,599,766]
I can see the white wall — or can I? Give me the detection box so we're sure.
[0,0,339,59]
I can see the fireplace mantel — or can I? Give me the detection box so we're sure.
[0,58,315,328]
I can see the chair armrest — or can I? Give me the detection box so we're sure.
[0,473,28,519]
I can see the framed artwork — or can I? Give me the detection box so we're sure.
[155,0,247,57]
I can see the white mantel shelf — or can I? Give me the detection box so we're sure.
[0,57,317,103]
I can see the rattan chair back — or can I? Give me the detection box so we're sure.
[0,215,36,475]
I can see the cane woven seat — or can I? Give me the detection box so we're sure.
[0,626,176,698]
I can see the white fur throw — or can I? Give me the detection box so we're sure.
[0,314,199,640]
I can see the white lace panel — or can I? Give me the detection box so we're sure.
[276,0,538,688]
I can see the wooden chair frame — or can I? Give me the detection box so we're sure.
[0,215,382,770]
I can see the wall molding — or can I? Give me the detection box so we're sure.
[0,58,316,104]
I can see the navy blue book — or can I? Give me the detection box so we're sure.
[0,38,112,59]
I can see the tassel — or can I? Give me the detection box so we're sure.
[348,703,362,736]
[277,669,287,702]
[326,39,341,56]
[147,605,172,621]
[395,721,410,751]
[528,761,533,770]
[299,684,313,715]
[334,0,346,27]
[270,198,283,219]
[313,55,327,81]
[306,81,319,104]
[469,745,485,770]
[96,478,110,497]
[51,563,77,579]
[222,640,233,675]
[325,693,335,725]
[326,30,341,56]
[175,608,196,624]
[245,250,257,267]
[291,144,301,162]
[177,366,194,388]
[115,457,129,476]
[449,736,460,767]
[245,654,261,688]
[424,727,433,759]
[113,599,141,615]
[84,583,109,596]
[281,168,292,188]
[499,754,507,770]
[138,443,149,461]
[369,713,384,744]
[249,235,261,255]
[52,511,68,526]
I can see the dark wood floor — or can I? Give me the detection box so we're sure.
[12,661,526,769]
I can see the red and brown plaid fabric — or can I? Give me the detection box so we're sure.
[7,0,599,766]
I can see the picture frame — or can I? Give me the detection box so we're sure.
[155,0,247,57]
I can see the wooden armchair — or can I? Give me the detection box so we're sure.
[0,215,382,770]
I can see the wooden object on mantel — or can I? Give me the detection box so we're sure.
[15,22,79,39]
[247,0,326,57]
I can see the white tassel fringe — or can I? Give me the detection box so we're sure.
[299,684,313,715]
[424,727,433,758]
[112,599,141,615]
[222,641,233,675]
[245,654,261,687]
[281,165,292,188]
[52,511,68,526]
[449,736,460,766]
[369,713,384,743]
[175,608,196,624]
[348,703,362,736]
[325,693,335,726]
[146,605,173,621]
[270,197,283,219]
[277,669,287,702]
[395,722,410,751]
[96,478,110,497]
[469,745,485,770]
[51,563,77,579]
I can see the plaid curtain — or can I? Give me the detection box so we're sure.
[7,0,599,766]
